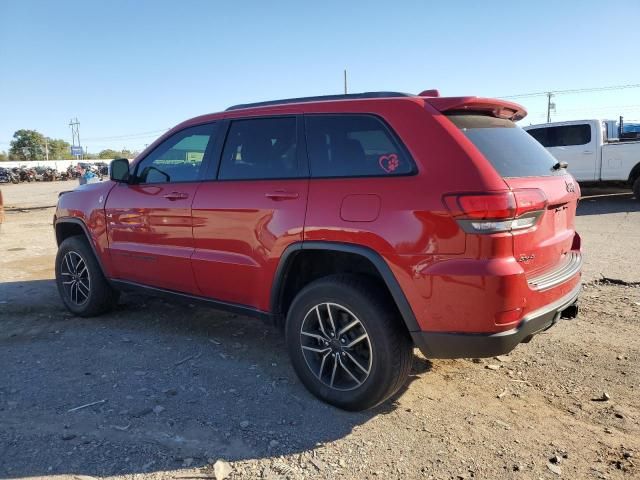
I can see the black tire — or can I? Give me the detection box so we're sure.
[285,274,413,411]
[55,235,119,317]
[633,176,640,200]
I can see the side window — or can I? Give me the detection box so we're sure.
[305,115,413,177]
[135,123,216,184]
[527,127,551,147]
[219,117,298,180]
[554,124,591,146]
[527,125,591,147]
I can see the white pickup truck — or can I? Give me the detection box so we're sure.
[523,119,640,199]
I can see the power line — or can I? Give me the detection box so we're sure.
[82,128,170,141]
[4,84,639,147]
[501,83,640,99]
[76,84,640,140]
[531,103,640,114]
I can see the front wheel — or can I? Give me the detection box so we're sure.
[55,235,119,316]
[633,177,640,200]
[285,274,413,411]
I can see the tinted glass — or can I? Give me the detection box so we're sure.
[135,123,216,183]
[527,127,551,146]
[526,124,591,147]
[219,117,298,180]
[447,114,560,178]
[305,115,413,177]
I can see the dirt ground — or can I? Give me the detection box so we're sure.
[0,181,638,480]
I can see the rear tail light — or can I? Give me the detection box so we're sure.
[443,189,547,234]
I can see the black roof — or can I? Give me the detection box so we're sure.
[226,91,413,111]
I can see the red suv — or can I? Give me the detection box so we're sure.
[53,91,582,410]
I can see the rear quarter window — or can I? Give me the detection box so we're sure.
[305,114,414,178]
[447,114,561,178]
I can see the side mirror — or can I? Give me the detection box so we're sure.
[110,158,130,183]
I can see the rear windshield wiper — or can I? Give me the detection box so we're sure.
[552,161,568,170]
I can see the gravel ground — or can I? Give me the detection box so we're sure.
[0,181,638,480]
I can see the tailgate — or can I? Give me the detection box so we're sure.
[504,174,580,278]
[444,111,582,286]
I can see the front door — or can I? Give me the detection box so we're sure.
[191,116,308,311]
[105,123,219,294]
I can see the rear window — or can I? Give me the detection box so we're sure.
[526,124,591,147]
[447,114,561,178]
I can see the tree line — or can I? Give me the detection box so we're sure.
[0,129,139,161]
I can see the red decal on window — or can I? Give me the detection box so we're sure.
[378,153,399,173]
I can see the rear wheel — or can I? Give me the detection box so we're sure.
[633,176,640,200]
[285,274,413,411]
[55,235,119,316]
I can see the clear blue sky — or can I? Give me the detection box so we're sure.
[1,0,639,153]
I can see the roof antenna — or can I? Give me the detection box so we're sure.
[344,69,348,94]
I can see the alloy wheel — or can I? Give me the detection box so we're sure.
[300,302,372,391]
[60,251,91,305]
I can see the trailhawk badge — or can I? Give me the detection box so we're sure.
[518,254,536,264]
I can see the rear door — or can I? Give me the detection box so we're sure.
[526,123,597,181]
[105,123,218,294]
[449,114,580,278]
[190,115,308,310]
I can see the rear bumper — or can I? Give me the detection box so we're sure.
[411,282,581,359]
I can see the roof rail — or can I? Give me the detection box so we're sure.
[226,91,413,111]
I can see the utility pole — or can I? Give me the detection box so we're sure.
[44,138,49,161]
[546,92,554,123]
[69,118,82,160]
[344,69,348,94]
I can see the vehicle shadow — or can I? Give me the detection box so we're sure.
[0,279,431,478]
[577,187,638,216]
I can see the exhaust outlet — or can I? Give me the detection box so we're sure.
[560,303,579,320]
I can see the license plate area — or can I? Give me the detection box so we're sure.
[553,206,568,234]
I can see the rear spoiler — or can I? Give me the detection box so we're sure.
[425,96,527,121]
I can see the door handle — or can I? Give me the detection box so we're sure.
[265,191,299,200]
[583,150,594,155]
[163,192,189,200]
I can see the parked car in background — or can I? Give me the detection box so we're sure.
[53,91,582,410]
[524,119,640,198]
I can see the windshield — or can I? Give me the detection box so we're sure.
[447,114,561,178]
